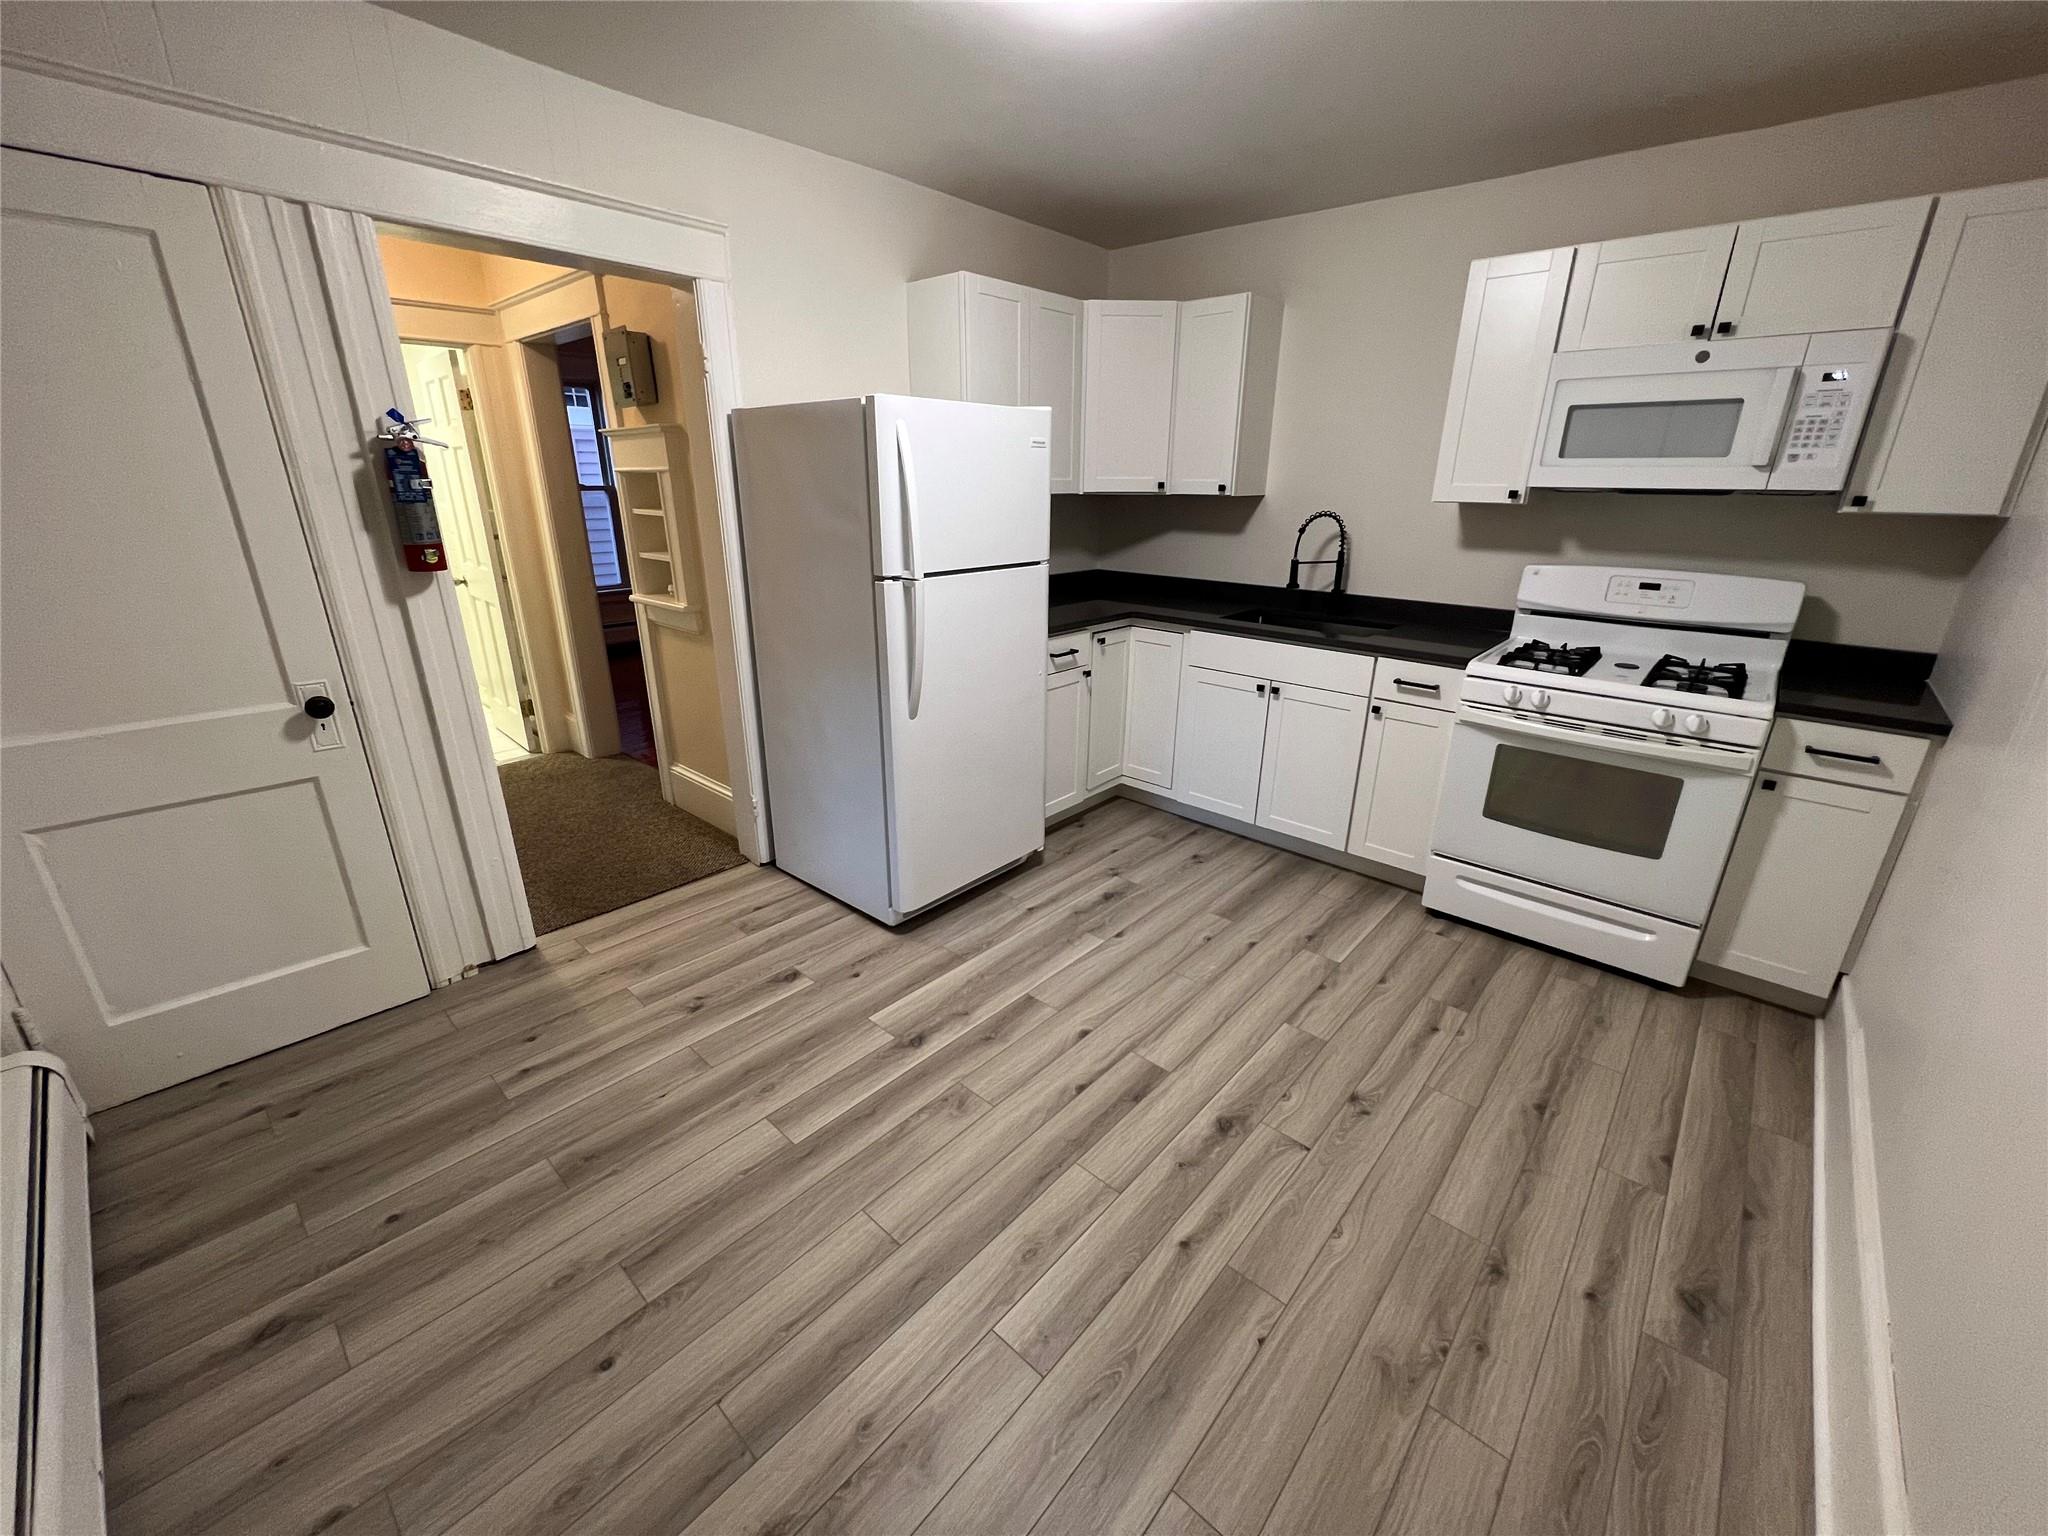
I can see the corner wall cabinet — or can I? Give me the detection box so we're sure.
[1431,188,2045,516]
[908,276,1279,499]
[909,273,1084,495]
[1843,177,2048,517]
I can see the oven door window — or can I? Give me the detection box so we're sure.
[1481,744,1685,859]
[1559,399,1744,459]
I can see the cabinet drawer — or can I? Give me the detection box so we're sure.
[1047,630,1090,675]
[1370,659,1464,708]
[1763,717,1929,794]
[1184,629,1374,696]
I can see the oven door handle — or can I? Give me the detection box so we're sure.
[1456,705,1758,773]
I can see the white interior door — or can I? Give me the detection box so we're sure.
[401,343,533,751]
[0,149,428,1108]
[878,563,1048,915]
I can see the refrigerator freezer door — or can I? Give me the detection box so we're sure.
[870,395,1051,577]
[877,562,1047,916]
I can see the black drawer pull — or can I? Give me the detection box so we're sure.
[1805,746,1882,765]
[1392,679,1440,694]
[1050,648,1079,659]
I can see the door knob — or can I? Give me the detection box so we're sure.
[302,694,337,720]
[453,576,470,587]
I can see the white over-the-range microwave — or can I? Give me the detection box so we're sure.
[1527,329,1891,493]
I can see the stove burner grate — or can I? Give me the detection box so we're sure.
[1645,654,1749,699]
[1499,640,1602,677]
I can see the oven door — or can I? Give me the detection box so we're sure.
[1528,337,1804,492]
[1432,706,1757,924]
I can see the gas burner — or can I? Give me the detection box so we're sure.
[1645,654,1749,699]
[1499,640,1602,677]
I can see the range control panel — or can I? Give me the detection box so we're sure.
[1603,574,1695,610]
[1780,370,1857,467]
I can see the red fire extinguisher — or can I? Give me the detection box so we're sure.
[380,407,447,573]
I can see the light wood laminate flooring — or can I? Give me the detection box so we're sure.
[89,800,1814,1536]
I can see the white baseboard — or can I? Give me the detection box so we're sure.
[1815,980,1912,1535]
[669,762,737,836]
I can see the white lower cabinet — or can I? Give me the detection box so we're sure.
[1175,666,1270,821]
[1122,628,1183,788]
[1346,699,1452,874]
[1085,628,1131,790]
[1699,769,1907,997]
[1254,682,1371,849]
[1043,665,1089,818]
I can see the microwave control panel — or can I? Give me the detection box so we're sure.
[1780,370,1857,468]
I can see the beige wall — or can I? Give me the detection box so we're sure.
[1098,74,2048,648]
[1830,455,2046,1533]
[2,1,1108,408]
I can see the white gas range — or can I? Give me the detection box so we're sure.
[1424,565,1804,985]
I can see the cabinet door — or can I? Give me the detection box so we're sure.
[1167,294,1248,494]
[1698,773,1906,996]
[1044,666,1090,818]
[1026,289,1084,496]
[1254,681,1370,850]
[1122,627,1184,789]
[964,275,1029,406]
[1557,223,1737,351]
[1433,248,1574,503]
[1345,701,1451,874]
[1713,196,1931,340]
[1082,300,1178,492]
[1086,628,1132,790]
[1845,179,2048,517]
[1174,666,1268,820]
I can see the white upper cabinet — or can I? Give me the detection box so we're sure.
[1166,294,1282,496]
[1027,290,1085,496]
[1713,196,1932,340]
[1432,247,1574,504]
[1557,223,1737,350]
[1844,179,2048,517]
[908,273,1084,494]
[1082,299,1180,493]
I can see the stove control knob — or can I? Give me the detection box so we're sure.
[1530,689,1551,710]
[1682,712,1708,735]
[1501,684,1523,706]
[1650,707,1675,731]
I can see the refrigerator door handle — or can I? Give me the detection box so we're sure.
[894,419,928,718]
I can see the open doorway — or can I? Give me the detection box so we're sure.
[377,230,747,933]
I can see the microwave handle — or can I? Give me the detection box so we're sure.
[1752,367,1800,468]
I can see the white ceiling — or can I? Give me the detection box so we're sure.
[384,1,2048,248]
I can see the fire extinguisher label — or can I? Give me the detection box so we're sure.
[384,442,447,572]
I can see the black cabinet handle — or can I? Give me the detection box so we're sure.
[1082,668,1092,678]
[1095,635,1106,645]
[1689,323,1708,338]
[1370,704,1383,717]
[1156,480,1166,491]
[302,694,337,720]
[1217,483,1226,494]
[1392,679,1440,694]
[1050,648,1078,659]
[1506,489,1521,502]
[1849,495,1870,508]
[1716,320,1735,335]
[1255,682,1267,695]
[1805,746,1882,765]
[1270,684,1283,696]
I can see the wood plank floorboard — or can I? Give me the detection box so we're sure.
[88,803,1811,1536]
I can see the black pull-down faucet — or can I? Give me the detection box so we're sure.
[1286,510,1349,595]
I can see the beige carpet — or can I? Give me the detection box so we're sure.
[498,753,745,934]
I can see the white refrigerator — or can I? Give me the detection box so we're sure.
[732,394,1051,924]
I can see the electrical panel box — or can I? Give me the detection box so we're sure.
[603,326,659,408]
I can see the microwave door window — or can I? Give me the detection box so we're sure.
[1481,744,1684,859]
[1559,399,1745,459]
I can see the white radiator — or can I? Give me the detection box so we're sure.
[2,1054,106,1536]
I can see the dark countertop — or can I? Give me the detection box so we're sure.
[1049,570,1953,738]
